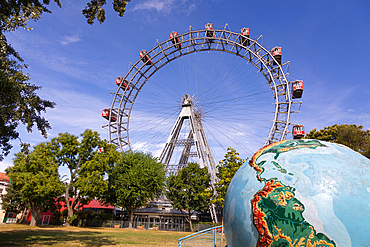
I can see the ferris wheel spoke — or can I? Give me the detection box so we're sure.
[106,24,301,183]
[203,121,260,157]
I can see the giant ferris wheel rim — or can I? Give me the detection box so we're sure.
[105,24,301,152]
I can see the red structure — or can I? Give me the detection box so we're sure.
[271,47,282,65]
[26,200,115,225]
[116,77,130,89]
[240,27,250,46]
[102,109,117,122]
[83,200,115,211]
[139,50,153,65]
[170,31,181,49]
[26,210,54,225]
[0,172,9,183]
[205,23,215,38]
[292,80,304,99]
[293,125,305,139]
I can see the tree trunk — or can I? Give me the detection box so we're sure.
[128,211,134,229]
[19,207,27,223]
[64,187,74,227]
[30,202,43,226]
[181,209,194,232]
[188,214,193,232]
[65,159,81,227]
[66,205,74,226]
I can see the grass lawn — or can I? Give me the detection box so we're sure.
[0,224,189,247]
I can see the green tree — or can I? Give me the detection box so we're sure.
[50,129,118,226]
[0,32,56,161]
[213,148,245,207]
[304,124,370,159]
[0,1,130,30]
[0,0,62,161]
[105,151,166,228]
[82,0,131,25]
[166,162,213,232]
[4,142,64,226]
[0,0,131,161]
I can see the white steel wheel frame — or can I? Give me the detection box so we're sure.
[104,24,301,157]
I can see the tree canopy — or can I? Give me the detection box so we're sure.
[82,0,131,25]
[4,142,64,226]
[0,0,131,161]
[50,129,118,226]
[0,32,56,161]
[304,124,370,159]
[166,162,213,232]
[1,0,130,29]
[213,148,245,207]
[105,151,166,228]
[2,129,117,226]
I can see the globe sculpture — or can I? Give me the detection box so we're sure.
[224,139,370,247]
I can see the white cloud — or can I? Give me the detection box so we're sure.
[59,35,81,45]
[132,0,175,12]
[6,31,113,87]
[185,3,197,16]
[41,88,109,133]
[131,0,198,16]
[0,160,12,173]
[0,86,110,173]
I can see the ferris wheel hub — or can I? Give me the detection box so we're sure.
[181,94,193,106]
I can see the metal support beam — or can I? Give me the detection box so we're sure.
[158,94,218,223]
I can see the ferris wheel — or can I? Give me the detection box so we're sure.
[102,23,303,173]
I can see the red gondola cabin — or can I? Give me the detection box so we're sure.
[271,47,282,65]
[116,77,130,90]
[102,109,117,122]
[139,50,153,65]
[292,80,303,99]
[170,31,181,49]
[293,125,305,139]
[205,23,215,38]
[240,28,250,46]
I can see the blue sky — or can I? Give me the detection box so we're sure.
[1,0,370,172]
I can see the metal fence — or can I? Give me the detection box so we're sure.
[76,219,130,228]
[178,225,227,247]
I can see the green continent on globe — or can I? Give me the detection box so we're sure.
[249,140,336,247]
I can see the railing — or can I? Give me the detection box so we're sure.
[178,225,226,247]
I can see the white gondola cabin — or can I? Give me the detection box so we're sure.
[292,80,303,99]
[170,31,181,49]
[293,125,305,139]
[240,28,250,46]
[102,109,117,122]
[205,23,215,38]
[271,47,282,65]
[116,76,130,90]
[139,50,153,65]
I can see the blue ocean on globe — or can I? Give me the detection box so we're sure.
[224,139,370,247]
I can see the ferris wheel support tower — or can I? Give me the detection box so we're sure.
[159,94,217,184]
[159,94,219,223]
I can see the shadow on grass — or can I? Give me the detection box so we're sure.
[0,228,118,246]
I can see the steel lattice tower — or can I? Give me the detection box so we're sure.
[159,94,218,222]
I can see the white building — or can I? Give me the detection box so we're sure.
[0,172,10,223]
